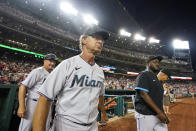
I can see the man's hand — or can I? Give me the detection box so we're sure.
[100,112,108,126]
[17,85,27,118]
[140,91,170,124]
[101,112,108,124]
[17,106,26,118]
[157,112,170,124]
[98,96,108,126]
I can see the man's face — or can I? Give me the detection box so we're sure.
[83,35,104,55]
[148,59,160,72]
[44,60,56,72]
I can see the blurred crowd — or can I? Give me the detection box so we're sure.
[0,56,138,89]
[169,81,196,94]
[0,57,195,97]
[0,58,40,85]
[104,74,136,90]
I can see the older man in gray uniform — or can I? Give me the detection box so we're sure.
[33,27,109,131]
[17,53,57,131]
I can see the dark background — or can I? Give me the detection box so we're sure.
[118,0,196,71]
[74,0,196,71]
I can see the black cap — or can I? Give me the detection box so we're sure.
[44,53,57,61]
[160,69,171,79]
[147,55,163,63]
[83,27,109,41]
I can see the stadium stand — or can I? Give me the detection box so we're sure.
[0,0,194,89]
[0,2,192,75]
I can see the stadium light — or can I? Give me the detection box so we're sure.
[127,72,139,76]
[60,2,78,16]
[134,34,146,41]
[120,29,131,37]
[149,37,160,43]
[171,76,192,80]
[173,39,189,49]
[83,14,99,25]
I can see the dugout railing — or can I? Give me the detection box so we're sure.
[97,89,136,122]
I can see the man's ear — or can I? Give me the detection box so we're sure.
[82,36,87,45]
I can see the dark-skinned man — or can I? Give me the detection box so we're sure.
[134,56,169,131]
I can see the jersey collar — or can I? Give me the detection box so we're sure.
[79,55,96,67]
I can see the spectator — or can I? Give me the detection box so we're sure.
[163,84,170,114]
[190,88,195,99]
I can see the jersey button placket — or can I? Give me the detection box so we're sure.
[87,68,93,123]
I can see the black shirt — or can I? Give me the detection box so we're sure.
[134,69,164,115]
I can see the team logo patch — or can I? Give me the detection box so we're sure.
[75,67,81,70]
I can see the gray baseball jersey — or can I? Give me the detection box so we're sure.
[38,55,105,124]
[22,66,49,99]
[19,66,51,131]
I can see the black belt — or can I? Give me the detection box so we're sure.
[72,121,93,126]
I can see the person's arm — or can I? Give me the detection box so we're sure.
[98,96,108,123]
[33,61,69,130]
[17,85,27,118]
[32,95,51,131]
[17,69,39,118]
[140,91,170,124]
[167,89,170,96]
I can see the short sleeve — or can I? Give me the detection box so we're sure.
[38,60,69,100]
[99,71,105,96]
[99,84,105,96]
[22,69,38,88]
[135,72,150,92]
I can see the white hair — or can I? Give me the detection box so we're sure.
[79,35,87,51]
